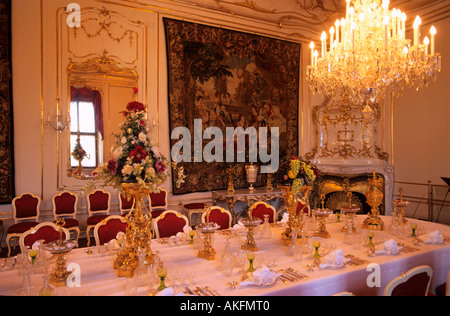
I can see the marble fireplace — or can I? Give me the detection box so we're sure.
[307,98,394,215]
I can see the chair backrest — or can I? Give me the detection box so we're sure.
[12,193,41,223]
[250,201,276,223]
[52,191,78,220]
[383,265,433,296]
[148,189,168,211]
[94,215,128,246]
[153,210,189,238]
[118,192,135,215]
[19,222,70,251]
[296,200,310,216]
[202,206,232,230]
[87,190,111,216]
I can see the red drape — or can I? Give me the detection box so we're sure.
[70,86,104,139]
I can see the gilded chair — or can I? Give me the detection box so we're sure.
[201,206,232,230]
[383,265,433,296]
[19,222,70,252]
[52,191,80,247]
[118,192,135,216]
[152,210,189,239]
[249,201,277,224]
[148,189,168,218]
[93,215,128,246]
[86,189,111,246]
[6,193,41,256]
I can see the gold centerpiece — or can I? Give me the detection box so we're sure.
[274,156,319,246]
[114,183,155,277]
[43,219,76,287]
[197,206,220,260]
[239,205,262,251]
[392,188,409,225]
[362,172,385,230]
[85,88,177,278]
[341,192,360,232]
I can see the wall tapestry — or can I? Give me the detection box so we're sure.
[164,18,300,194]
[0,0,14,203]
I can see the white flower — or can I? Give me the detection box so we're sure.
[113,146,123,159]
[151,146,161,158]
[122,165,133,175]
[121,137,127,144]
[138,132,147,142]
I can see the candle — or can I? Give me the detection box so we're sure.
[314,50,319,66]
[401,12,407,40]
[321,31,327,58]
[351,21,356,51]
[310,42,315,65]
[330,27,335,51]
[346,0,351,21]
[430,26,436,55]
[424,36,430,56]
[413,16,422,47]
[383,15,389,49]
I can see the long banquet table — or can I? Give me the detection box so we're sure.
[0,216,449,296]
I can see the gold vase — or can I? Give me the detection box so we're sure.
[280,185,312,245]
[114,183,155,278]
[362,172,385,231]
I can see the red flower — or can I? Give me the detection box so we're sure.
[155,160,166,173]
[126,101,146,112]
[129,146,148,163]
[132,87,139,95]
[107,159,119,175]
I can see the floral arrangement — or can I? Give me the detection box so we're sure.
[72,138,88,162]
[274,156,320,195]
[86,88,170,193]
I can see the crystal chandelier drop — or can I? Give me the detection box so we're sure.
[306,0,442,107]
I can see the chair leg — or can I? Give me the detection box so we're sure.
[86,226,92,247]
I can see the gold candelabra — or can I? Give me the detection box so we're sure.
[240,204,262,251]
[197,206,220,260]
[280,186,311,246]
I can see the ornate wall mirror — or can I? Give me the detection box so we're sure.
[66,52,138,179]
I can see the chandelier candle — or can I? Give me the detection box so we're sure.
[307,0,441,107]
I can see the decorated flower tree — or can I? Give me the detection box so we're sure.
[86,88,172,277]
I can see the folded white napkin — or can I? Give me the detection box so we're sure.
[32,241,41,250]
[155,287,185,296]
[376,239,401,254]
[279,213,289,224]
[319,249,347,268]
[183,225,192,234]
[240,266,280,286]
[233,222,245,230]
[116,232,125,241]
[424,230,444,244]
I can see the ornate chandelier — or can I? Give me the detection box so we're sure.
[306,0,441,107]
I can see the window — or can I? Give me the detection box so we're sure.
[70,101,98,168]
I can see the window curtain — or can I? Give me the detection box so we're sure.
[70,86,104,139]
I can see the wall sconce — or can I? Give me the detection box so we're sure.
[45,114,70,133]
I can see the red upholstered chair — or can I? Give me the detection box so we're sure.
[93,215,128,246]
[148,189,168,218]
[19,222,70,252]
[383,265,433,296]
[249,201,277,223]
[86,189,111,246]
[153,210,189,239]
[52,191,80,247]
[6,193,41,256]
[201,206,232,230]
[118,192,135,216]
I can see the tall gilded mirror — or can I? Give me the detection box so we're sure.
[67,52,138,178]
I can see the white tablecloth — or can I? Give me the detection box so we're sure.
[0,216,449,296]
